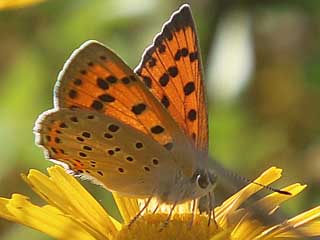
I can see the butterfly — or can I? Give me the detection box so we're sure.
[34,4,216,224]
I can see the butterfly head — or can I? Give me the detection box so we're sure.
[195,169,216,189]
[158,166,217,205]
[191,168,217,198]
[186,151,217,201]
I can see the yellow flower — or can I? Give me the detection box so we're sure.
[0,166,319,239]
[0,0,44,10]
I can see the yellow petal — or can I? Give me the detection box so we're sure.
[23,166,120,238]
[0,198,17,222]
[0,194,96,240]
[255,183,306,214]
[0,0,44,10]
[112,193,139,224]
[215,167,283,227]
[256,206,320,239]
[293,221,320,236]
[232,216,266,239]
[224,183,307,239]
[289,206,320,228]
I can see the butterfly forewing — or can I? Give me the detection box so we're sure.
[56,41,166,143]
[135,5,208,152]
[35,108,178,197]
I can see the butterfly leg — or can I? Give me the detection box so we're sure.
[128,197,152,228]
[159,201,177,231]
[152,202,160,214]
[188,198,198,228]
[207,192,218,227]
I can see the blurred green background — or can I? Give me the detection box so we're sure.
[0,0,319,239]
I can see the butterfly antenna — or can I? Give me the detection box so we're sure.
[208,157,291,195]
[229,171,292,195]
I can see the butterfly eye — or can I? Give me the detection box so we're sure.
[197,173,209,189]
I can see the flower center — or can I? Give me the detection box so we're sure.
[116,213,223,240]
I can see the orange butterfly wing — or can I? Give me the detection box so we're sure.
[55,41,173,146]
[49,40,197,176]
[135,5,208,153]
[35,108,179,197]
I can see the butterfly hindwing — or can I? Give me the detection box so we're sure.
[135,5,208,152]
[34,108,178,197]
